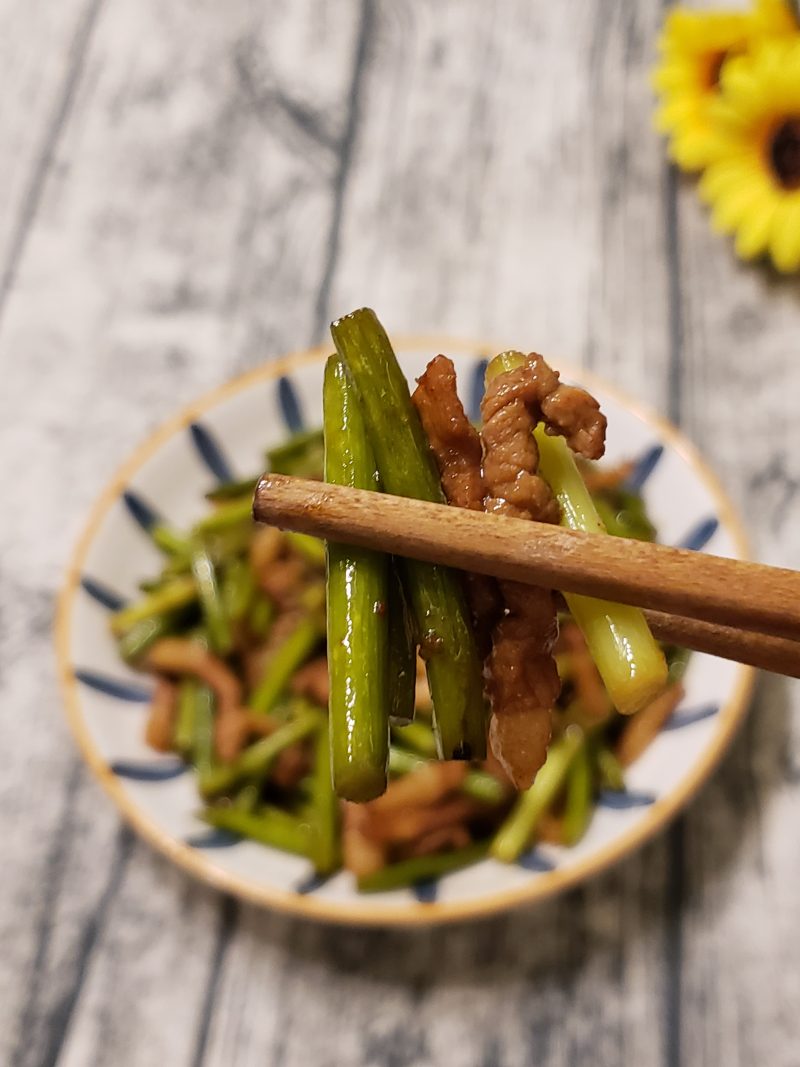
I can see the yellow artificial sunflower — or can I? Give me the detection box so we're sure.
[652,8,753,171]
[699,38,800,272]
[751,0,800,39]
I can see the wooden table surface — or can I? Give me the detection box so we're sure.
[2,2,799,1065]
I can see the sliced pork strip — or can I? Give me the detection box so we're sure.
[412,355,502,653]
[479,353,606,788]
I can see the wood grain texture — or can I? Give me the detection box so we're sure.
[253,473,800,641]
[0,1,798,1066]
[643,610,800,680]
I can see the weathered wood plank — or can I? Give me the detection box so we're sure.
[669,173,800,1067]
[0,0,101,306]
[0,6,119,1060]
[199,849,673,1067]
[323,0,673,407]
[0,1,361,1064]
[55,855,229,1067]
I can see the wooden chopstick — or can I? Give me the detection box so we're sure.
[253,474,800,677]
[642,610,800,680]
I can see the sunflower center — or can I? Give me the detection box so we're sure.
[770,118,800,191]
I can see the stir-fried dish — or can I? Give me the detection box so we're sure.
[111,309,685,892]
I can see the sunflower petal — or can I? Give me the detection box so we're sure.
[671,129,716,171]
[769,198,800,273]
[699,161,749,202]
[752,0,798,40]
[734,201,776,260]
[711,182,769,235]
[658,98,702,128]
[681,37,800,268]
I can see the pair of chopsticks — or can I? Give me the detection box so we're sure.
[253,474,800,680]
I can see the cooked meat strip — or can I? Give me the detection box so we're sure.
[616,682,684,767]
[402,824,471,859]
[145,678,178,752]
[249,526,283,574]
[481,353,606,505]
[241,712,282,738]
[146,638,241,711]
[480,368,560,786]
[480,365,561,523]
[412,355,486,511]
[480,353,606,788]
[343,803,385,876]
[484,581,559,789]
[414,654,432,711]
[481,747,515,792]
[290,655,329,706]
[559,622,611,721]
[243,609,303,693]
[146,638,246,761]
[215,706,250,763]
[250,526,311,610]
[494,351,606,460]
[366,795,477,846]
[579,458,634,494]
[213,707,309,781]
[271,742,312,790]
[462,571,504,661]
[367,760,467,815]
[412,355,502,652]
[259,556,307,608]
[539,386,606,464]
[537,812,565,846]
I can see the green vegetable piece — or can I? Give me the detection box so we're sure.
[194,497,253,536]
[248,595,275,639]
[117,614,174,663]
[221,556,256,624]
[594,492,656,543]
[357,844,488,893]
[205,477,259,503]
[387,747,507,807]
[535,427,668,714]
[331,308,485,761]
[234,783,262,812]
[199,710,321,797]
[666,644,692,684]
[298,579,326,615]
[151,524,191,559]
[390,720,437,758]
[562,741,593,846]
[190,539,233,655]
[192,684,217,776]
[387,745,425,777]
[285,531,327,567]
[461,769,508,807]
[201,805,316,857]
[596,745,626,792]
[491,726,585,863]
[249,615,321,715]
[174,678,201,757]
[311,722,340,874]
[267,428,325,478]
[324,354,390,801]
[110,575,197,636]
[387,566,416,726]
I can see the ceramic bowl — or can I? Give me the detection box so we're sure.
[56,339,754,925]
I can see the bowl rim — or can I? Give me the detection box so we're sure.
[55,336,756,926]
